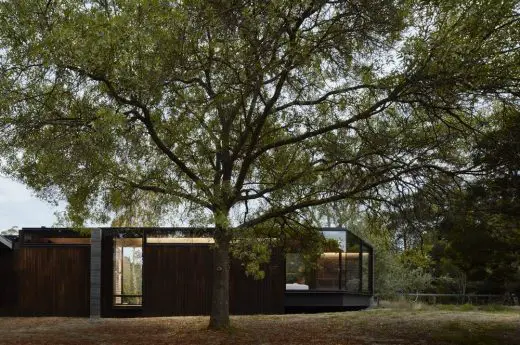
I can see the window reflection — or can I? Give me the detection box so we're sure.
[285,253,309,290]
[322,231,346,251]
[285,229,373,294]
[362,244,371,293]
[113,238,143,306]
[315,252,340,290]
[346,234,361,292]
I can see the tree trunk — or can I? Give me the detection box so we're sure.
[208,233,231,329]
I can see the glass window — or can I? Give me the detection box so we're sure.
[146,237,214,244]
[146,229,214,244]
[285,253,310,290]
[322,230,346,251]
[22,232,90,245]
[286,230,346,291]
[315,252,340,290]
[362,243,371,293]
[345,234,361,292]
[285,229,373,293]
[113,238,143,306]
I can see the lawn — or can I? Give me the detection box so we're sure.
[0,306,518,345]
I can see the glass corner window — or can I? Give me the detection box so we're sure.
[285,229,373,294]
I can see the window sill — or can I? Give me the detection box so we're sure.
[113,305,143,309]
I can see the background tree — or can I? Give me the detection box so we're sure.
[342,212,434,300]
[435,108,520,295]
[0,226,19,236]
[1,0,520,328]
[379,108,520,297]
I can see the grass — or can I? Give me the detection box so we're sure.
[0,307,519,344]
[378,299,520,313]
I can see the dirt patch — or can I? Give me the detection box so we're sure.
[0,309,518,345]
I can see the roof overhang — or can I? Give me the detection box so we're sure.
[0,235,13,250]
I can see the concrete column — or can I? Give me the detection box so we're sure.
[90,228,102,318]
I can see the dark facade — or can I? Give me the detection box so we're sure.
[0,227,373,317]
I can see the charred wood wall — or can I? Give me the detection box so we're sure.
[1,233,285,317]
[230,248,285,315]
[143,245,214,316]
[2,246,90,316]
[140,244,284,316]
[0,247,17,315]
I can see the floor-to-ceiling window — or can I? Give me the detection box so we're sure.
[361,243,372,293]
[345,233,361,292]
[285,229,373,294]
[113,238,143,306]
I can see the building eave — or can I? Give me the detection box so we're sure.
[0,235,13,250]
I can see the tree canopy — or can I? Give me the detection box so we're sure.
[1,0,519,328]
[362,108,520,298]
[437,109,520,293]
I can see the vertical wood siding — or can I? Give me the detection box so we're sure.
[143,245,213,316]
[230,249,285,315]
[0,247,17,315]
[142,244,284,316]
[2,236,285,317]
[15,246,90,316]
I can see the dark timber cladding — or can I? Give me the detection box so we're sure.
[15,246,90,316]
[143,244,284,316]
[230,249,285,315]
[143,245,213,316]
[0,246,17,315]
[100,228,285,317]
[1,227,372,317]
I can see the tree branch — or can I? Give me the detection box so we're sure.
[237,162,453,229]
[249,84,407,165]
[274,84,384,113]
[63,65,213,199]
[121,179,212,209]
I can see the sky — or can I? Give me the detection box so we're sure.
[0,176,62,230]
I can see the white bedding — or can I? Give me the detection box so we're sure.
[285,283,309,290]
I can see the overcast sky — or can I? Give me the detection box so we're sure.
[0,176,62,230]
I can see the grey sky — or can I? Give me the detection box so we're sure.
[0,176,62,230]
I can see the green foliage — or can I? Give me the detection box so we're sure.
[282,225,331,275]
[1,0,520,327]
[375,247,433,298]
[323,238,341,252]
[121,249,143,305]
[1,0,518,232]
[400,247,433,271]
[230,237,272,280]
[431,109,520,293]
[0,226,19,236]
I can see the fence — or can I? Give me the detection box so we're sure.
[395,293,518,305]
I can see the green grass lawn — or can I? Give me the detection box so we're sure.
[0,306,518,344]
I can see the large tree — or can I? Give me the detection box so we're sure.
[1,0,519,328]
[437,107,520,293]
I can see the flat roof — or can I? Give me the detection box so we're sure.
[20,227,373,249]
[0,235,17,250]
